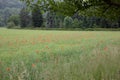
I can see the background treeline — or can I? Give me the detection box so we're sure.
[0,0,23,26]
[0,0,120,29]
[6,9,120,29]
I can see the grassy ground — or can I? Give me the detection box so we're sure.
[0,28,120,80]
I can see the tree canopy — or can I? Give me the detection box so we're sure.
[32,5,43,27]
[20,0,120,20]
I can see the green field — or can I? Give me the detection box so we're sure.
[0,28,120,80]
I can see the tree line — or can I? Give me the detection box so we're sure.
[7,7,120,29]
[1,0,120,28]
[0,0,22,26]
[19,0,120,28]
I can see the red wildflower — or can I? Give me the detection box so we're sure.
[32,64,36,68]
[36,50,39,54]
[46,46,49,49]
[32,41,35,45]
[6,67,10,71]
[104,47,108,51]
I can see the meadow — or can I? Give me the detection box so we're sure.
[0,28,120,80]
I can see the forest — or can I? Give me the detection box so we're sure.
[0,0,23,26]
[0,0,120,29]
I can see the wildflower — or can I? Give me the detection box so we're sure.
[32,41,35,45]
[46,46,49,49]
[104,47,108,51]
[32,64,36,68]
[6,67,10,71]
[36,50,39,54]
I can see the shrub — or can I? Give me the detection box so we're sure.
[93,23,99,28]
[7,15,20,26]
[72,18,80,28]
[20,8,31,28]
[7,22,15,28]
[64,16,73,28]
[32,5,43,27]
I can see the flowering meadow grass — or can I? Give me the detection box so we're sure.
[0,28,120,80]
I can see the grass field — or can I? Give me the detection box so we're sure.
[0,28,120,80]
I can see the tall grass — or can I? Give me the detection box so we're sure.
[0,28,120,80]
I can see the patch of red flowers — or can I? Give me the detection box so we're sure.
[32,64,36,68]
[46,46,49,49]
[35,50,39,54]
[6,67,10,71]
[104,47,108,51]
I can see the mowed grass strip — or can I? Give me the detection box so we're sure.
[0,28,120,80]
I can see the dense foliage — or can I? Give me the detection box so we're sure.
[0,0,23,26]
[7,15,20,26]
[19,0,120,28]
[32,5,43,27]
[0,0,22,9]
[20,0,120,19]
[46,11,64,28]
[0,0,120,28]
[64,16,73,28]
[20,8,31,28]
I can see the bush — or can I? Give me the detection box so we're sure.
[7,15,20,26]
[72,18,80,28]
[32,5,43,27]
[64,16,73,28]
[7,22,15,28]
[20,8,31,28]
[93,23,100,28]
